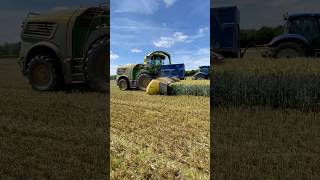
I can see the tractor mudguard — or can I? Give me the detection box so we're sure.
[269,34,310,47]
[194,72,208,78]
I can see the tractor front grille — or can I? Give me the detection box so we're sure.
[23,22,56,38]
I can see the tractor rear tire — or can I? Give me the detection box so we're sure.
[271,42,307,58]
[194,74,206,80]
[86,37,109,93]
[118,78,129,91]
[27,55,62,91]
[137,73,153,91]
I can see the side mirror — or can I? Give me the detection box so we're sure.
[283,12,289,21]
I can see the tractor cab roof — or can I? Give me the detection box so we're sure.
[288,13,320,19]
[25,6,108,22]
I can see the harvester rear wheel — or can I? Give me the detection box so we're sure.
[137,73,153,91]
[86,37,109,92]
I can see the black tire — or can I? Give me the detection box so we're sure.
[137,73,153,91]
[271,42,308,58]
[86,37,109,92]
[118,78,129,91]
[194,74,206,80]
[27,55,62,91]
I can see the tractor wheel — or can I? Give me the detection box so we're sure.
[194,74,206,80]
[27,55,62,91]
[137,73,153,91]
[271,42,307,58]
[86,37,109,92]
[118,78,129,91]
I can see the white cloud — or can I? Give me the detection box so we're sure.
[199,27,209,34]
[114,0,160,14]
[171,48,210,70]
[131,48,142,53]
[110,51,119,60]
[163,0,178,7]
[181,56,210,70]
[197,48,210,56]
[110,65,118,75]
[114,0,178,14]
[153,32,190,48]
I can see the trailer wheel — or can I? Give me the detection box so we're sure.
[27,55,62,91]
[137,73,153,91]
[271,42,307,58]
[86,37,109,92]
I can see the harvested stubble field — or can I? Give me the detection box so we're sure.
[110,80,210,179]
[0,59,107,179]
[212,58,320,179]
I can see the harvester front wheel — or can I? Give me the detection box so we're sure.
[118,78,129,91]
[27,55,62,91]
[137,73,153,91]
[86,37,109,92]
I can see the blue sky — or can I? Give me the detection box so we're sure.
[110,0,210,75]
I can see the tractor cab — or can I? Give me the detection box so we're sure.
[199,66,210,74]
[284,14,320,48]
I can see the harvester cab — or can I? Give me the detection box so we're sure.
[144,51,171,65]
[143,51,172,74]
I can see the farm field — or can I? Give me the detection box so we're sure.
[110,80,210,179]
[212,58,320,179]
[0,59,108,179]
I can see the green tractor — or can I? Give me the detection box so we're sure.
[116,51,185,91]
[19,5,109,92]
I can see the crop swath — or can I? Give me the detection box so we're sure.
[170,80,210,97]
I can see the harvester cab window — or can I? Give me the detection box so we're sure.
[148,55,168,66]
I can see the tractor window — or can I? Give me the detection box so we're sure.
[200,66,209,73]
[288,17,320,41]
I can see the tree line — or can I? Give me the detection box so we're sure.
[0,42,21,58]
[240,25,284,48]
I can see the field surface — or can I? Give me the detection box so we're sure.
[213,58,320,179]
[110,81,210,179]
[0,59,108,179]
